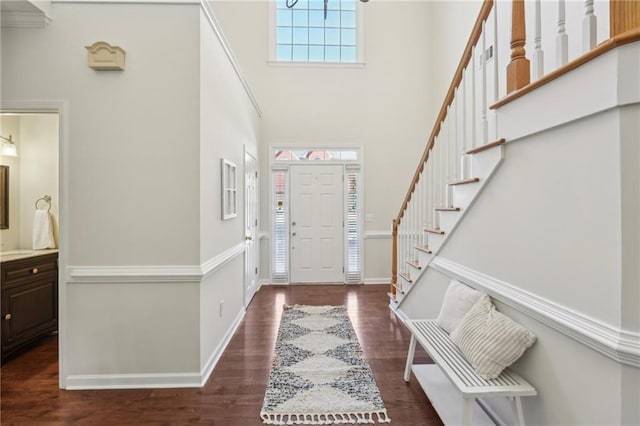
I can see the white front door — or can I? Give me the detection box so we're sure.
[290,164,344,283]
[244,150,259,306]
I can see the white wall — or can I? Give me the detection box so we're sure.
[18,114,59,249]
[2,3,202,266]
[428,0,483,104]
[198,5,260,369]
[2,1,261,387]
[66,281,201,375]
[0,114,59,251]
[212,0,436,282]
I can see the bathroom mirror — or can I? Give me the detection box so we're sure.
[0,165,8,229]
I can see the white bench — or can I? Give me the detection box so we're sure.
[404,319,536,426]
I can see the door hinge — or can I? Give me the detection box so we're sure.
[255,171,258,178]
[255,267,258,275]
[255,219,258,226]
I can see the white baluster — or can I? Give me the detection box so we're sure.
[434,136,441,211]
[583,0,597,52]
[557,0,569,67]
[427,157,433,232]
[407,193,416,262]
[422,164,427,242]
[452,100,457,183]
[493,4,499,103]
[471,46,477,153]
[481,20,489,146]
[415,186,419,256]
[442,116,449,210]
[444,108,450,209]
[461,73,467,181]
[532,0,544,80]
[418,175,422,249]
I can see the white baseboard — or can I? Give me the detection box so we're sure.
[199,307,246,386]
[363,278,390,284]
[65,372,202,390]
[393,308,409,325]
[431,256,640,367]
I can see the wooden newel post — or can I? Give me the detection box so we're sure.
[610,0,640,37]
[507,0,530,93]
[391,219,398,297]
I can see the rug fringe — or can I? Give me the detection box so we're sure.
[260,410,391,425]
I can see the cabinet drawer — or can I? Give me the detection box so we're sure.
[2,255,58,287]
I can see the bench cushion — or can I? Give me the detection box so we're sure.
[451,294,537,379]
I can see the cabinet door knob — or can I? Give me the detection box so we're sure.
[4,313,11,320]
[32,267,39,274]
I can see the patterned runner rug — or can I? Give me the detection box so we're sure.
[260,305,391,425]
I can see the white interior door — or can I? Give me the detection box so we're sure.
[244,150,259,306]
[290,164,344,283]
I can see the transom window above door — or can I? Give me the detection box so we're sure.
[270,0,365,64]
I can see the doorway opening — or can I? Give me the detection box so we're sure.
[270,147,362,284]
[244,148,259,306]
[0,110,61,378]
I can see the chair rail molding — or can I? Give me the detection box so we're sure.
[67,242,245,283]
[430,256,640,368]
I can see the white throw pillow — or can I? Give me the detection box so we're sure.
[436,279,482,334]
[450,294,537,379]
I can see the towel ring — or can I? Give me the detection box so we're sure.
[35,195,52,212]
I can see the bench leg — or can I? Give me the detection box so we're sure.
[462,397,474,426]
[511,396,525,426]
[403,334,416,382]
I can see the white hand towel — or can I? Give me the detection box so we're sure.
[33,210,56,250]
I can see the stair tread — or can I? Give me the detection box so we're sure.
[449,177,480,186]
[414,245,432,254]
[466,138,506,154]
[406,260,422,270]
[398,272,413,284]
[424,227,445,235]
[434,207,461,211]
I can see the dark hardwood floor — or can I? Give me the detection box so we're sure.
[1,284,441,425]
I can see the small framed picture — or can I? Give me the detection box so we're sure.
[221,159,237,220]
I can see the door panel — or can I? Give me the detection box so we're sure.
[244,151,258,306]
[290,165,344,283]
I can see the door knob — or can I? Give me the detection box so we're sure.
[292,222,296,226]
[4,313,11,320]
[292,232,297,236]
[245,235,253,241]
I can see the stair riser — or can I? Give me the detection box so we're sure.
[399,274,413,293]
[425,232,445,252]
[438,210,463,233]
[472,145,503,180]
[417,250,432,268]
[452,183,480,209]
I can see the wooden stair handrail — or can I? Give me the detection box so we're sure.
[395,0,494,225]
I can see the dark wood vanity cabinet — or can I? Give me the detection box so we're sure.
[1,253,58,363]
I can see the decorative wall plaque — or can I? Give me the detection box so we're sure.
[86,41,125,71]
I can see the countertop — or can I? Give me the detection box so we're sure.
[0,249,59,263]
